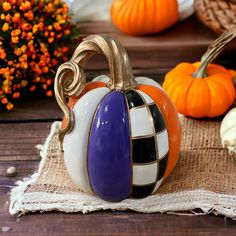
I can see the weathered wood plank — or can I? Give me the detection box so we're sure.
[0,161,38,194]
[0,122,236,235]
[0,97,62,123]
[0,194,236,236]
[79,16,236,71]
[0,123,50,161]
[0,71,165,122]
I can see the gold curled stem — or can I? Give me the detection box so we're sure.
[71,34,136,90]
[194,27,236,78]
[54,61,86,147]
[54,34,136,149]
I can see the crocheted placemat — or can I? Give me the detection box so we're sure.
[195,0,236,34]
[9,117,236,218]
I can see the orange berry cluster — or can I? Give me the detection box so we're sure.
[0,0,80,110]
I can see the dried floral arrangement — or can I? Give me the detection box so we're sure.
[0,0,80,110]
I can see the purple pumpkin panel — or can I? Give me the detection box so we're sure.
[88,91,131,202]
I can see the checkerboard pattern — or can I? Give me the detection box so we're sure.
[126,90,169,198]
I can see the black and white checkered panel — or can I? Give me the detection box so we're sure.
[148,102,169,194]
[125,90,169,198]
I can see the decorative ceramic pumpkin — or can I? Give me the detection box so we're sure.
[163,28,236,118]
[55,34,181,202]
[110,0,195,36]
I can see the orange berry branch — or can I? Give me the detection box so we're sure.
[0,0,80,110]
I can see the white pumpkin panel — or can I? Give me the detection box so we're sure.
[63,87,110,193]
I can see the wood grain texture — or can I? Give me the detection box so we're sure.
[1,202,236,236]
[0,97,62,122]
[0,18,236,235]
[79,16,236,71]
[0,101,236,236]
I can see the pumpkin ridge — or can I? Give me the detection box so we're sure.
[154,0,162,33]
[207,73,235,95]
[140,0,147,33]
[113,1,129,33]
[203,79,212,117]
[136,0,145,34]
[151,0,156,33]
[162,0,171,31]
[163,72,193,114]
[164,73,194,115]
[186,78,210,117]
[181,75,196,116]
[205,78,231,117]
[122,0,134,33]
[207,75,235,106]
[126,1,134,34]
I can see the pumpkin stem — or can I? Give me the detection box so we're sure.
[193,63,208,78]
[54,61,86,148]
[54,35,137,148]
[71,34,137,91]
[194,27,236,79]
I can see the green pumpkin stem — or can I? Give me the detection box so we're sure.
[194,27,236,79]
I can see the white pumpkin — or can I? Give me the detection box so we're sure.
[220,108,236,155]
[178,0,195,21]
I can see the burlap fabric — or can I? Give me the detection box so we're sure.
[9,117,236,218]
[195,0,236,34]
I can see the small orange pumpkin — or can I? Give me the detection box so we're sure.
[163,28,236,118]
[110,0,179,36]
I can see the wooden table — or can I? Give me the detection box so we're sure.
[1,16,236,235]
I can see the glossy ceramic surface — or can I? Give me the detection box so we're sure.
[125,89,168,198]
[61,81,106,129]
[92,75,109,83]
[92,75,164,91]
[130,107,153,138]
[152,178,164,194]
[133,163,157,185]
[63,87,110,193]
[63,76,180,201]
[156,130,169,160]
[88,91,131,202]
[137,84,181,179]
[57,35,180,202]
[135,77,164,91]
[135,90,154,104]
